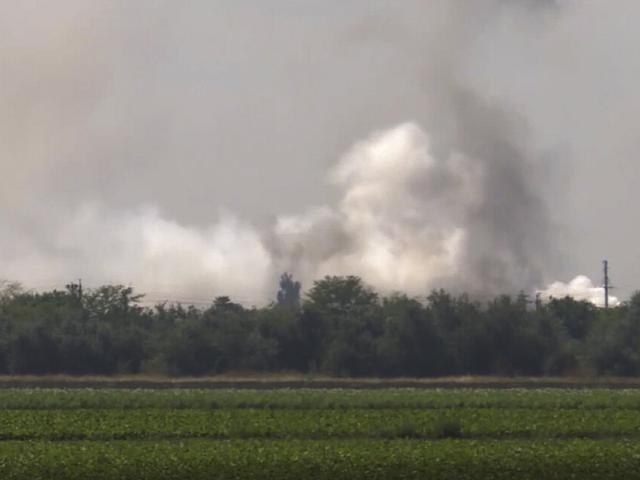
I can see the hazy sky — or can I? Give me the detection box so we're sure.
[1,0,638,304]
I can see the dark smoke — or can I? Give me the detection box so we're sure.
[1,1,636,305]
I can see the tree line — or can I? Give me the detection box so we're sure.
[0,274,638,377]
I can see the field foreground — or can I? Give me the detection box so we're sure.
[1,387,640,478]
[2,374,640,389]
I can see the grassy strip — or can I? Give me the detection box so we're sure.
[2,388,640,410]
[0,439,639,480]
[1,374,640,389]
[0,408,640,441]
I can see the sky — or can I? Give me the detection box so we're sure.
[0,0,638,306]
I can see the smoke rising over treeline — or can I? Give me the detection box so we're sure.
[1,1,638,304]
[0,277,636,376]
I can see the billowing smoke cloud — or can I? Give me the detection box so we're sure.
[539,276,619,308]
[271,120,551,297]
[1,120,551,303]
[1,1,639,304]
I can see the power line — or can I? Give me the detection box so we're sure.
[10,280,272,307]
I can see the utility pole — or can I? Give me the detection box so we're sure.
[603,260,610,309]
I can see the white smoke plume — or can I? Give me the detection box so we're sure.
[270,121,548,297]
[271,123,471,294]
[539,276,620,308]
[1,121,550,303]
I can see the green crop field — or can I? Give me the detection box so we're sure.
[1,387,640,479]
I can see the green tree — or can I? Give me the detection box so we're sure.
[376,294,447,376]
[303,276,381,376]
[547,296,596,340]
[276,273,301,309]
[586,292,640,375]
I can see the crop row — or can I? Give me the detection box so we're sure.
[1,408,640,440]
[3,388,640,410]
[0,438,639,480]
